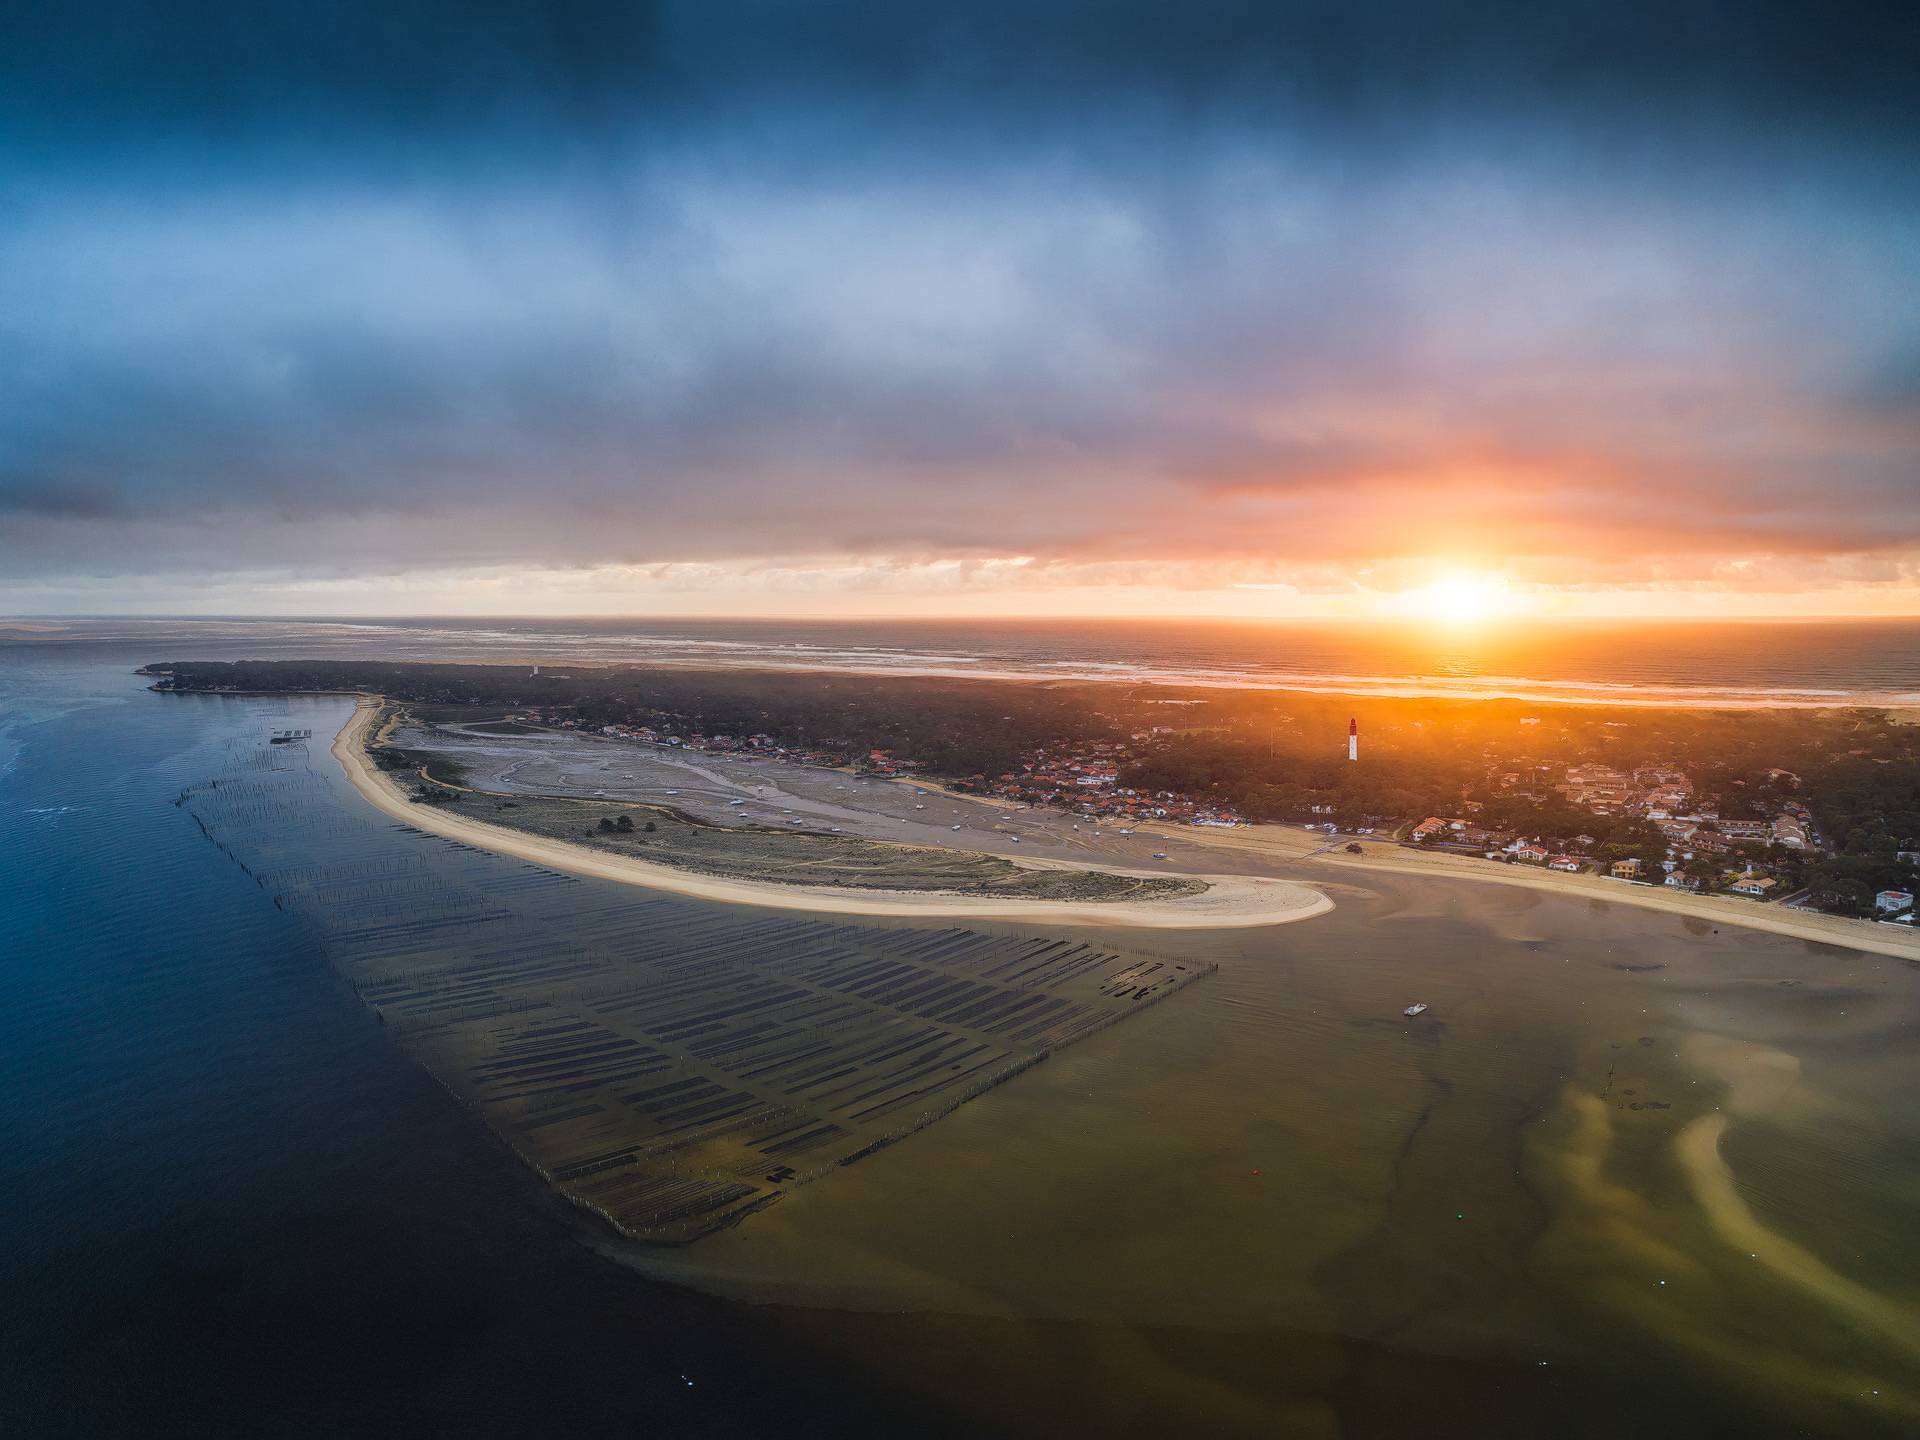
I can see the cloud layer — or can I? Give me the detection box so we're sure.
[2,1,1917,610]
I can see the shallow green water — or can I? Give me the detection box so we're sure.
[642,876,1920,1434]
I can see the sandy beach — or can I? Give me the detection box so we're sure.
[331,700,1334,930]
[1150,818,1920,962]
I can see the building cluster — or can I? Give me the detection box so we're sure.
[1410,761,1832,901]
[1558,763,1707,818]
[1411,817,1589,872]
[962,742,1245,827]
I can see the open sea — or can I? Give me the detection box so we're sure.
[7,614,1920,706]
[4,623,1919,1437]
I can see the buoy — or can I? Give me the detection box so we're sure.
[1251,1169,1261,1176]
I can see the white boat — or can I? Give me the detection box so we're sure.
[1403,1003,1429,1017]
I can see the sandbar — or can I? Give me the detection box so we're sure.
[331,700,1334,930]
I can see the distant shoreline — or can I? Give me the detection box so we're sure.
[109,634,1920,712]
[328,699,1336,930]
[146,666,1920,713]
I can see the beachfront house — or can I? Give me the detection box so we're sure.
[1772,816,1810,848]
[1877,889,1914,914]
[1609,858,1642,880]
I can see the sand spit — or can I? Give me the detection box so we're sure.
[331,700,1333,930]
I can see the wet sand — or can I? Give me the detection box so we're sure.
[332,700,1333,930]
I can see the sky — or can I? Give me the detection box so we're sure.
[2,1,1918,619]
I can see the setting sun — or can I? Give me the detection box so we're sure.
[1391,574,1519,626]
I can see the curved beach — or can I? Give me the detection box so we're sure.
[1153,820,1920,962]
[331,700,1334,930]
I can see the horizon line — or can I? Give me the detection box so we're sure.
[9,610,1920,626]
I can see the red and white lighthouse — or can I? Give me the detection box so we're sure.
[1347,716,1358,762]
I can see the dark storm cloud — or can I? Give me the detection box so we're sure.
[2,1,1918,595]
[8,1,1917,152]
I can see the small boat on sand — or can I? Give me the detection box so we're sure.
[1403,1003,1429,1017]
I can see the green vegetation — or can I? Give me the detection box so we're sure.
[371,744,468,790]
[452,787,1203,901]
[153,658,1108,777]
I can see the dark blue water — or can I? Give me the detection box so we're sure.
[0,650,957,1437]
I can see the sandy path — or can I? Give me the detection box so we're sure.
[330,700,1334,930]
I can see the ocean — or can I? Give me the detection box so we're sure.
[7,614,1920,707]
[0,645,970,1438]
[3,627,1918,1437]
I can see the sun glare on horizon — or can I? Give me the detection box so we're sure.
[1392,573,1521,627]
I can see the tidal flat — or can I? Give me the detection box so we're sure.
[182,714,1217,1242]
[172,698,1920,1436]
[632,877,1920,1431]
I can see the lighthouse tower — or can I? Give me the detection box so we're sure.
[1348,717,1358,762]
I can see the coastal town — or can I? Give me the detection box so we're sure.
[1402,760,1911,917]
